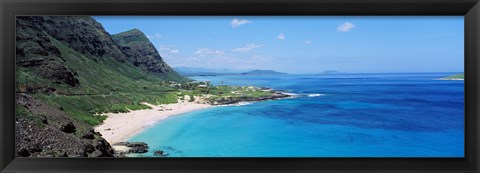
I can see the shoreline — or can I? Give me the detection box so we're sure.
[94,92,293,154]
[94,100,212,148]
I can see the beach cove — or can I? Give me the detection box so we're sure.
[94,96,213,151]
[95,92,292,154]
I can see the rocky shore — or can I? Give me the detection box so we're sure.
[211,92,293,105]
[111,142,149,156]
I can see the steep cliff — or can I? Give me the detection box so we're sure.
[16,16,184,90]
[112,29,184,81]
[15,16,185,157]
[17,16,127,62]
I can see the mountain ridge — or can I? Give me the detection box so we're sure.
[15,16,185,157]
[112,29,183,80]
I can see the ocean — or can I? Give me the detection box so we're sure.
[128,73,464,157]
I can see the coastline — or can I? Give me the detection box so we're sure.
[94,99,212,148]
[94,91,292,154]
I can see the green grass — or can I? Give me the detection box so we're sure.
[37,92,179,126]
[46,37,183,94]
[127,103,152,110]
[205,86,277,102]
[16,36,185,126]
[17,34,276,127]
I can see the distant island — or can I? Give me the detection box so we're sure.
[241,70,287,75]
[174,67,287,76]
[440,73,464,80]
[319,70,343,74]
[173,67,241,76]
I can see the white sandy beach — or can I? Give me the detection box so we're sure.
[94,96,212,146]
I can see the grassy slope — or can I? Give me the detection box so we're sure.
[17,35,180,126]
[111,29,150,45]
[16,32,281,126]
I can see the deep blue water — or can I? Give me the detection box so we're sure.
[128,73,464,157]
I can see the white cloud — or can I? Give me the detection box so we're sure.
[232,43,262,52]
[158,45,171,51]
[195,48,224,56]
[158,45,180,55]
[231,18,251,28]
[304,40,312,44]
[164,49,274,71]
[154,34,163,39]
[337,22,356,32]
[146,35,153,39]
[277,33,285,40]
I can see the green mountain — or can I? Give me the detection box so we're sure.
[242,70,287,75]
[16,16,189,123]
[16,16,185,92]
[15,16,186,157]
[112,29,183,81]
[15,16,290,158]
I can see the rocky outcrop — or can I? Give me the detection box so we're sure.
[93,139,115,157]
[112,29,184,80]
[16,117,86,157]
[17,16,127,62]
[82,130,96,140]
[16,16,185,89]
[60,122,76,133]
[211,92,292,105]
[16,18,80,86]
[114,142,149,153]
[15,94,115,157]
[154,150,168,157]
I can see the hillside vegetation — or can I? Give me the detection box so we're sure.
[15,16,189,157]
[16,16,188,126]
[15,16,287,157]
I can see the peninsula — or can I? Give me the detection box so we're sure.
[440,73,464,80]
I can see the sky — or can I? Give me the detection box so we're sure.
[93,16,464,74]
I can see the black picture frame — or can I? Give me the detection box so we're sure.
[1,0,479,172]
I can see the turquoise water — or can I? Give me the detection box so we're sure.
[128,73,464,157]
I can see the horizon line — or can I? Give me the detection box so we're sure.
[173,67,463,75]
